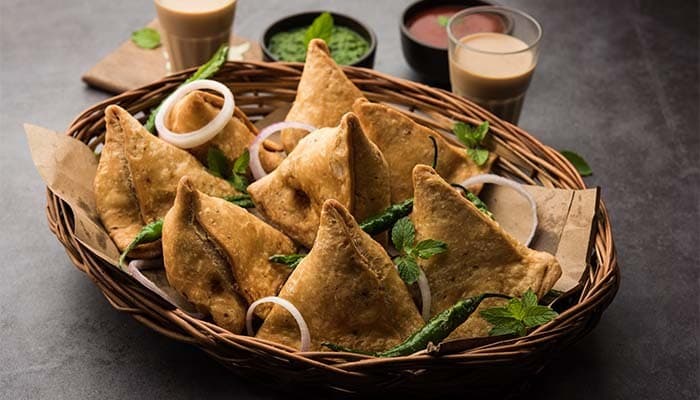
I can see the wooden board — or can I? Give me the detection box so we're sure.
[82,19,262,94]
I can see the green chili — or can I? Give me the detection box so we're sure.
[322,293,511,357]
[450,183,494,219]
[118,219,164,269]
[224,193,255,208]
[358,198,414,235]
[144,45,229,133]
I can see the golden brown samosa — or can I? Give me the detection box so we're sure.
[248,112,390,248]
[94,106,161,257]
[353,99,496,202]
[255,199,424,352]
[114,105,238,223]
[165,90,257,165]
[163,177,296,332]
[411,165,561,339]
[281,39,366,153]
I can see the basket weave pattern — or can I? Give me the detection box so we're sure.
[49,61,618,396]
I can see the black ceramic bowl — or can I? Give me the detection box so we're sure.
[401,0,493,85]
[261,11,377,69]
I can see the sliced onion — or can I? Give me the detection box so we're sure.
[127,260,178,306]
[417,268,432,322]
[155,79,235,149]
[246,296,310,352]
[459,174,538,247]
[249,121,316,180]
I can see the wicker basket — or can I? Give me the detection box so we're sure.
[49,61,618,397]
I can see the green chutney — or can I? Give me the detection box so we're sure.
[268,26,370,65]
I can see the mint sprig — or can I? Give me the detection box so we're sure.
[206,147,250,192]
[480,288,558,337]
[391,217,447,284]
[453,121,490,166]
[304,12,334,47]
[230,149,250,192]
[131,28,161,49]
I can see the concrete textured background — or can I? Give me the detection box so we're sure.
[0,0,697,399]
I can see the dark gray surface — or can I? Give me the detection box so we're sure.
[1,0,698,399]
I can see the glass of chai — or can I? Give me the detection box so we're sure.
[155,0,237,72]
[447,6,542,124]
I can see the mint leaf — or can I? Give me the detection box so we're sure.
[304,12,334,47]
[489,320,524,337]
[145,45,229,133]
[481,290,558,337]
[560,150,592,176]
[437,16,450,27]
[413,239,447,259]
[474,121,489,143]
[467,147,489,166]
[229,150,250,192]
[269,253,305,269]
[391,217,415,253]
[223,194,254,208]
[522,288,538,308]
[206,147,229,178]
[119,219,163,268]
[395,256,420,284]
[523,306,559,327]
[131,28,161,49]
[452,122,476,148]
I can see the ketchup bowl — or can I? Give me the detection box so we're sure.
[401,0,501,86]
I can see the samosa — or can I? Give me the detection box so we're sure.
[411,165,561,339]
[255,199,424,352]
[248,112,390,248]
[281,39,365,153]
[353,99,496,202]
[165,90,257,166]
[162,177,297,332]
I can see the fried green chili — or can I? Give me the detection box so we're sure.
[358,198,414,235]
[118,219,164,268]
[224,193,255,208]
[144,45,229,133]
[450,183,494,219]
[322,293,511,357]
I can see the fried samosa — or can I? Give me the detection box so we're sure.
[411,165,562,339]
[94,106,161,257]
[255,199,424,352]
[248,112,390,248]
[163,177,296,332]
[353,99,496,202]
[165,90,257,165]
[114,105,238,222]
[281,39,366,153]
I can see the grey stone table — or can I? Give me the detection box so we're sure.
[1,0,697,398]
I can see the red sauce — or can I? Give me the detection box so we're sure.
[407,5,506,48]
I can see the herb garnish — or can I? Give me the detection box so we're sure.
[269,253,306,269]
[480,288,558,337]
[144,45,229,133]
[450,183,494,219]
[437,16,450,27]
[224,194,255,208]
[304,12,334,47]
[323,292,511,357]
[560,150,592,177]
[118,219,164,268]
[453,121,490,166]
[131,28,161,49]
[206,147,251,192]
[391,217,447,284]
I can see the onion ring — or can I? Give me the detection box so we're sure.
[246,296,310,352]
[249,121,316,180]
[155,79,235,149]
[459,174,538,247]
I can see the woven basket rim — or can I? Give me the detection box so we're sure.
[46,60,619,394]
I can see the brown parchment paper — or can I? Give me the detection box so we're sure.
[25,122,598,302]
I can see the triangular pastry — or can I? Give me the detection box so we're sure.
[255,199,424,352]
[248,112,390,248]
[353,99,496,202]
[411,165,562,339]
[165,90,257,165]
[281,39,365,153]
[163,177,297,332]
